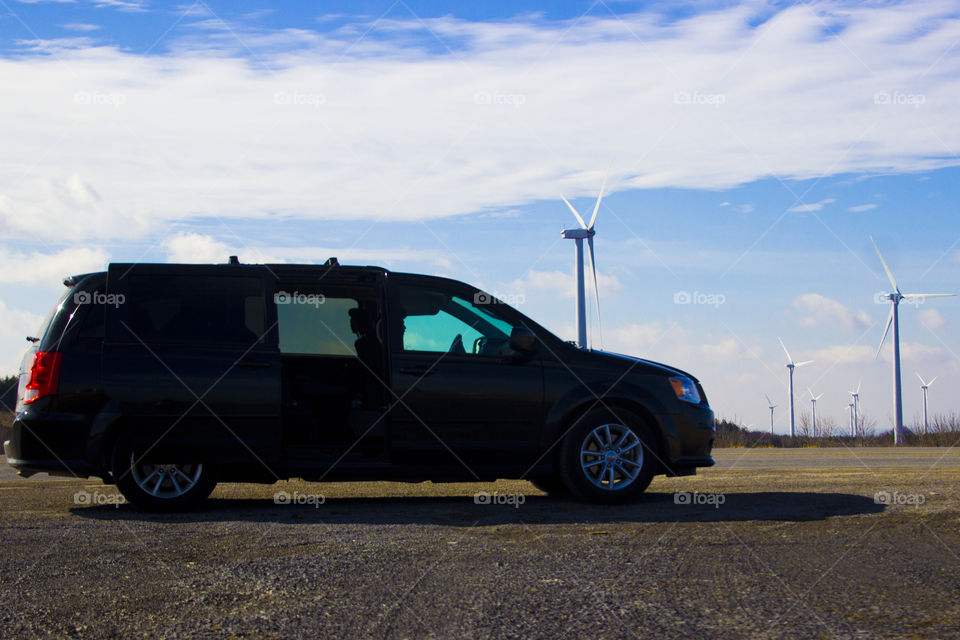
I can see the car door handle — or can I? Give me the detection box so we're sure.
[238,359,271,369]
[399,366,436,376]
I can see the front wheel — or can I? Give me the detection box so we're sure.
[558,409,658,504]
[111,439,218,511]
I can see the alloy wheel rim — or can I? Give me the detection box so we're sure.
[579,423,643,491]
[130,453,203,499]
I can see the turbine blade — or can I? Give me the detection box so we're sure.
[586,235,602,348]
[587,167,610,230]
[876,305,894,360]
[856,377,862,394]
[777,337,793,364]
[764,393,773,406]
[807,388,815,399]
[870,236,898,292]
[916,371,926,385]
[929,376,937,386]
[561,195,588,230]
[795,360,814,367]
[903,293,957,299]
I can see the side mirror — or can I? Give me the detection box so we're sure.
[508,326,537,354]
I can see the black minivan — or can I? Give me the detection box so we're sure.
[3,259,714,510]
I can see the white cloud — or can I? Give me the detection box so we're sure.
[62,23,102,31]
[163,232,234,264]
[793,293,871,331]
[1,3,959,240]
[811,344,876,366]
[510,269,621,300]
[0,247,109,286]
[848,203,877,212]
[918,308,946,329]
[162,232,454,269]
[788,198,836,213]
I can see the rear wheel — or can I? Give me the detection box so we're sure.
[111,438,218,511]
[558,408,658,504]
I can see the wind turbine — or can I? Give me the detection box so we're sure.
[848,379,861,437]
[808,389,823,437]
[871,237,955,444]
[778,338,813,438]
[764,393,777,435]
[561,170,608,349]
[916,372,937,434]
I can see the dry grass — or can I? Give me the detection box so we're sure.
[0,411,12,429]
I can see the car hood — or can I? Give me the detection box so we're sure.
[586,350,700,382]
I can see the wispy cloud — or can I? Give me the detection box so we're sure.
[62,23,102,31]
[793,293,871,332]
[788,198,836,213]
[1,2,960,242]
[848,203,877,212]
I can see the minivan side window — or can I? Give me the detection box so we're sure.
[276,295,364,356]
[395,285,513,356]
[125,276,265,345]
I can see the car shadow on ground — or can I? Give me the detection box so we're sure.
[71,491,885,525]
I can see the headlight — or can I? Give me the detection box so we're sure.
[669,376,701,404]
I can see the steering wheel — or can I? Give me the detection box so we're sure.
[449,333,466,354]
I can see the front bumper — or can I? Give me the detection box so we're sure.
[663,402,715,474]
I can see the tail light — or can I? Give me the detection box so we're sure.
[23,351,62,405]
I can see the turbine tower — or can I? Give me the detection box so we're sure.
[871,237,955,444]
[778,337,813,438]
[808,389,823,437]
[561,170,608,349]
[848,380,861,437]
[764,393,777,435]
[916,372,937,434]
[848,402,856,436]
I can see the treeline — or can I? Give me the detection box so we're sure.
[0,375,16,410]
[715,415,960,448]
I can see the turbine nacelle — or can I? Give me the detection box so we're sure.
[561,228,594,240]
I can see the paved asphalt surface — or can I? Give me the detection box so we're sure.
[1,449,959,639]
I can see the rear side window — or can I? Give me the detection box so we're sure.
[277,295,361,356]
[124,275,265,345]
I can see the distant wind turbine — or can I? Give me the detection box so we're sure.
[778,337,813,438]
[871,237,955,444]
[916,372,937,434]
[808,389,823,437]
[561,170,609,349]
[848,379,861,437]
[764,393,777,436]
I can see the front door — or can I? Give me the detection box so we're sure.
[387,276,543,471]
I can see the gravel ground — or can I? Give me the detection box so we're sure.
[1,452,959,639]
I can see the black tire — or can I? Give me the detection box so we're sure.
[529,475,571,497]
[111,438,218,512]
[557,408,658,504]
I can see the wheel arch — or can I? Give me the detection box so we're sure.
[544,388,676,474]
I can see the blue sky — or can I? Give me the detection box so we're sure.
[1,0,959,433]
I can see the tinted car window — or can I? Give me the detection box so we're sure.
[125,275,265,345]
[397,286,512,355]
[277,295,360,356]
